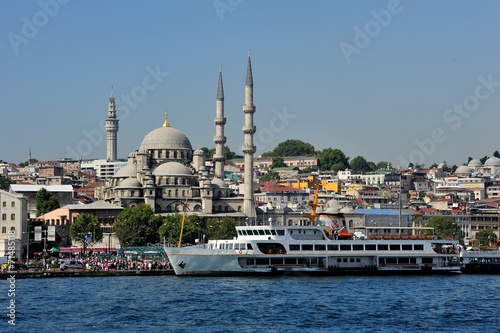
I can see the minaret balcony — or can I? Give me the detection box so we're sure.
[242,125,256,134]
[214,116,226,125]
[213,135,227,144]
[212,155,226,162]
[242,144,256,154]
[243,106,255,114]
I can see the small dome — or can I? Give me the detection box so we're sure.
[140,126,192,151]
[153,162,192,176]
[194,148,205,156]
[484,156,500,166]
[455,165,472,174]
[113,164,137,178]
[468,159,483,167]
[340,206,354,213]
[211,178,227,188]
[437,162,446,169]
[117,178,142,188]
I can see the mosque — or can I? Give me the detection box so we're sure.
[104,55,257,223]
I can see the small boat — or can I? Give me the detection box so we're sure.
[459,246,500,274]
[165,223,462,276]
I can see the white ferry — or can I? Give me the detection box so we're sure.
[165,225,462,276]
[459,246,500,274]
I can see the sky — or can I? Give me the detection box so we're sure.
[1,0,500,168]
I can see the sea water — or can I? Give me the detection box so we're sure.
[1,274,499,333]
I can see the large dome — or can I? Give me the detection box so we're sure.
[468,159,483,167]
[153,162,192,176]
[484,156,500,166]
[140,126,193,151]
[113,163,137,178]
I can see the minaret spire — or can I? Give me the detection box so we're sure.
[163,109,170,127]
[105,88,119,161]
[242,53,256,221]
[214,66,227,179]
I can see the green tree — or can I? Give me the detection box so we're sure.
[35,188,60,216]
[376,161,392,170]
[424,216,462,239]
[475,229,497,247]
[271,156,286,169]
[18,158,38,167]
[263,139,315,157]
[159,214,203,246]
[494,151,500,158]
[0,175,15,191]
[317,148,349,171]
[205,217,237,240]
[260,171,279,181]
[69,213,103,253]
[349,156,371,171]
[114,204,164,246]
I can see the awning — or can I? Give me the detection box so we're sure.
[60,247,117,253]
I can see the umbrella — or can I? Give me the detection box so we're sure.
[49,247,59,252]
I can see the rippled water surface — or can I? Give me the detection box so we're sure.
[1,274,499,332]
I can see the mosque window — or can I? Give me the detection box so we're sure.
[174,151,178,158]
[1,227,5,233]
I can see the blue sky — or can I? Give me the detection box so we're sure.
[1,0,499,168]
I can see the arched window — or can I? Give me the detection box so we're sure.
[10,227,15,232]
[1,227,5,233]
[1,214,6,221]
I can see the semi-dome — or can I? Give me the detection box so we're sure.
[484,156,500,166]
[153,162,192,176]
[117,178,142,188]
[468,159,483,167]
[139,126,192,151]
[113,163,137,178]
[455,165,472,174]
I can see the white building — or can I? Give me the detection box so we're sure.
[80,159,128,179]
[0,190,28,260]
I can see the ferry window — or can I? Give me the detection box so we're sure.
[422,257,433,264]
[365,244,376,250]
[340,244,351,251]
[337,258,342,263]
[285,258,296,265]
[237,230,242,236]
[302,244,313,251]
[378,244,388,251]
[258,230,265,235]
[328,245,339,251]
[315,244,326,251]
[350,258,355,263]
[271,258,283,265]
[398,258,410,264]
[264,230,271,235]
[277,230,285,236]
[247,243,253,250]
[410,258,416,264]
[271,230,277,235]
[246,259,254,265]
[343,258,348,263]
[290,244,300,251]
[386,258,397,264]
[414,244,424,251]
[402,244,412,251]
[353,244,364,251]
[390,244,400,251]
[256,259,269,265]
[356,258,361,263]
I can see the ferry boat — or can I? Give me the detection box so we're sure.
[459,246,500,274]
[165,224,462,276]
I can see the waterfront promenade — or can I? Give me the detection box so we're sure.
[1,268,174,279]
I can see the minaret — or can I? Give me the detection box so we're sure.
[105,88,119,161]
[213,66,226,179]
[242,53,256,220]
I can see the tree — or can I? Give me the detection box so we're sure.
[349,156,371,171]
[205,217,237,240]
[69,213,103,254]
[376,161,392,170]
[18,158,38,167]
[0,175,14,191]
[35,188,60,216]
[494,151,500,158]
[114,204,164,246]
[263,139,315,157]
[424,216,462,239]
[159,214,204,246]
[475,229,497,247]
[271,157,286,169]
[260,171,279,181]
[317,148,349,171]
